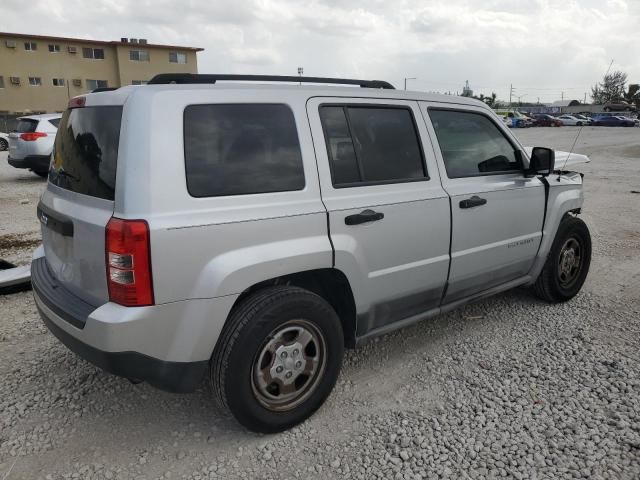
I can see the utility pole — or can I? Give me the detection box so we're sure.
[561,91,564,101]
[583,92,587,104]
[297,67,303,86]
[509,84,515,106]
[404,77,416,90]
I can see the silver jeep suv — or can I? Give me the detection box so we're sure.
[33,74,591,432]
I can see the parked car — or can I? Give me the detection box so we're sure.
[557,115,591,126]
[603,100,637,112]
[33,74,592,433]
[617,115,640,126]
[532,114,563,127]
[0,131,8,151]
[494,110,528,128]
[592,115,635,127]
[8,114,62,177]
[573,114,593,124]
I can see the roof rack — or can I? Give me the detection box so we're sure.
[147,73,395,90]
[91,87,119,93]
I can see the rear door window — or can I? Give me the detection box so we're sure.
[319,105,427,187]
[49,106,122,200]
[184,104,305,197]
[15,119,38,133]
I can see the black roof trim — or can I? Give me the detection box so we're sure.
[147,73,395,90]
[91,87,119,93]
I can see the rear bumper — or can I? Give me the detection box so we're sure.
[8,154,50,172]
[31,257,237,393]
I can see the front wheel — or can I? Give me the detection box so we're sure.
[210,286,344,433]
[534,216,591,302]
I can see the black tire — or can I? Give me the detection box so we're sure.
[534,216,591,303]
[576,122,583,126]
[210,286,344,433]
[33,170,48,178]
[0,138,7,151]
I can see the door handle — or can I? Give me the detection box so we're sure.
[459,196,487,209]
[345,209,384,225]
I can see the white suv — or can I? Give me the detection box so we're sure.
[32,74,591,432]
[8,113,62,177]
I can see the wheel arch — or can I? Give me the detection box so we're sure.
[229,268,358,348]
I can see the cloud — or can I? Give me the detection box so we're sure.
[0,0,638,101]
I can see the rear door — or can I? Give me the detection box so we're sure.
[307,98,450,335]
[421,104,545,303]
[39,105,122,305]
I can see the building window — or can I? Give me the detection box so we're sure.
[53,78,65,87]
[28,77,42,86]
[83,47,105,59]
[48,44,61,53]
[24,42,37,51]
[0,76,4,88]
[86,79,108,90]
[131,80,148,85]
[169,52,187,64]
[129,49,150,61]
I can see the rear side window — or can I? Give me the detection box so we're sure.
[15,119,38,133]
[48,118,61,128]
[319,105,427,187]
[184,104,305,197]
[50,106,122,200]
[429,109,521,178]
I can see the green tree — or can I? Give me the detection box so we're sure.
[591,71,627,104]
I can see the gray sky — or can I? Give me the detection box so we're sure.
[2,0,638,102]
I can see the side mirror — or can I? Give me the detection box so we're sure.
[529,147,555,176]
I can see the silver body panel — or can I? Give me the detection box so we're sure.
[35,84,585,364]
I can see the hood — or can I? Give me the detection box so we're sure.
[524,147,590,169]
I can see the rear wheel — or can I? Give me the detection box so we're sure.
[210,286,344,433]
[534,216,591,302]
[0,138,7,151]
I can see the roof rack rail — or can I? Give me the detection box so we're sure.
[91,87,118,93]
[147,73,395,90]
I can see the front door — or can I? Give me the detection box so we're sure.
[307,98,451,336]
[421,104,546,303]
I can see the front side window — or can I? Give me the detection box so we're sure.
[429,109,522,178]
[129,49,150,61]
[83,47,104,59]
[319,105,427,187]
[169,52,187,64]
[28,76,42,86]
[184,104,305,197]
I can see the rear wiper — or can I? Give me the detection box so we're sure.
[54,168,78,181]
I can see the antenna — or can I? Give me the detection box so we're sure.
[557,122,584,181]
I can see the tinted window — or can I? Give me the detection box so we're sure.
[48,118,60,128]
[184,104,305,197]
[320,106,426,187]
[16,119,38,133]
[50,106,122,200]
[429,109,521,178]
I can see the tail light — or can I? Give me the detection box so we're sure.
[105,217,154,306]
[20,132,48,141]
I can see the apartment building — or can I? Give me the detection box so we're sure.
[0,32,203,114]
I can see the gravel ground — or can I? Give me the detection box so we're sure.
[1,126,639,479]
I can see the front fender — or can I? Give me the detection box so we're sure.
[526,174,584,284]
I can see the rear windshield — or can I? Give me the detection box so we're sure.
[49,106,122,200]
[15,119,38,133]
[184,104,305,197]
